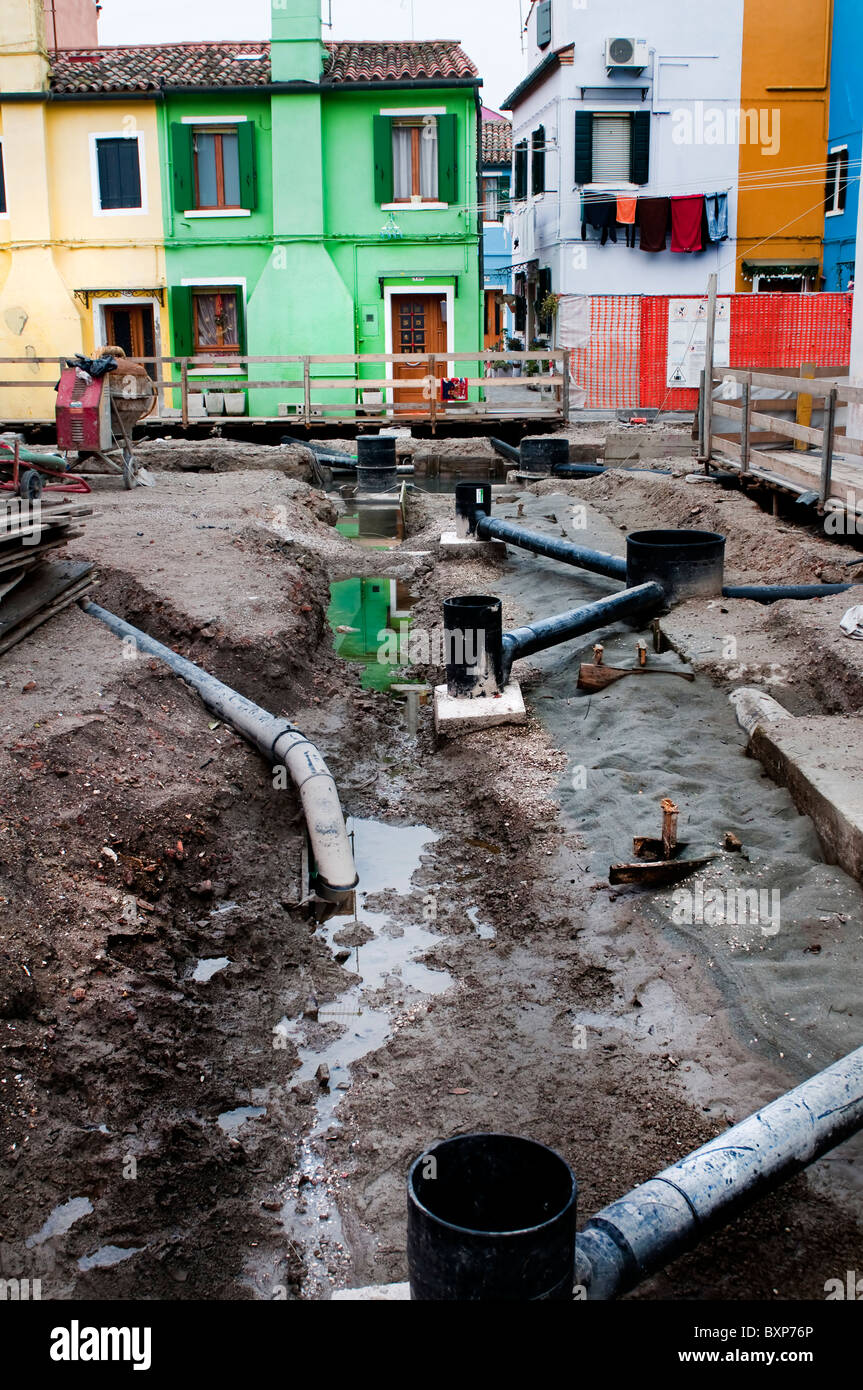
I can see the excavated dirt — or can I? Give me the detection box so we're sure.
[1,455,862,1303]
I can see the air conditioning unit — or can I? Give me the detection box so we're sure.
[605,37,648,71]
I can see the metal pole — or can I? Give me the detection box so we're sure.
[702,272,717,472]
[740,372,752,476]
[577,1042,863,1300]
[820,386,837,506]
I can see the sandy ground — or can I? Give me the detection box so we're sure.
[1,447,862,1302]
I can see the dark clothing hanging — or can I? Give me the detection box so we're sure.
[581,197,618,245]
[670,194,705,252]
[636,197,670,252]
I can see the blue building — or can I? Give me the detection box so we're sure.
[824,0,863,290]
[481,108,513,347]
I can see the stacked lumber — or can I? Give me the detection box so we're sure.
[0,499,95,653]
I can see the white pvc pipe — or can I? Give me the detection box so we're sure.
[82,601,358,902]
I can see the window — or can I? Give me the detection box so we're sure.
[193,289,240,354]
[514,139,528,200]
[591,117,631,181]
[826,147,849,215]
[483,176,509,222]
[92,134,143,212]
[393,117,438,201]
[537,267,553,334]
[170,122,257,214]
[194,127,241,209]
[170,284,246,361]
[574,110,650,185]
[536,0,552,48]
[0,141,6,215]
[532,126,546,195]
[373,113,458,205]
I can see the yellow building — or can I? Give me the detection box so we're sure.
[736,0,833,291]
[0,0,167,422]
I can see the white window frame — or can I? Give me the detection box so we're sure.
[180,276,247,375]
[383,284,455,411]
[380,106,450,211]
[0,137,7,219]
[826,145,849,218]
[89,131,147,218]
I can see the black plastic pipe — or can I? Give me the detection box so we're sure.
[489,437,521,464]
[722,583,853,603]
[475,511,628,581]
[500,582,665,683]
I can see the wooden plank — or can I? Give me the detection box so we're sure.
[0,560,94,638]
[180,358,189,429]
[0,578,95,655]
[795,362,815,452]
[303,359,311,426]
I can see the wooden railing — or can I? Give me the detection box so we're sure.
[0,350,569,428]
[702,364,859,512]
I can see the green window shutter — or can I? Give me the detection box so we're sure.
[237,122,257,211]
[170,123,195,212]
[514,140,528,200]
[532,125,546,194]
[233,290,247,355]
[170,285,193,357]
[437,114,458,204]
[536,0,552,47]
[629,111,650,184]
[574,112,593,184]
[373,115,394,204]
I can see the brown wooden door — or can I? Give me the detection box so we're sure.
[392,294,447,410]
[103,304,156,377]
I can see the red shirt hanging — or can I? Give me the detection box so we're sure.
[670,195,705,253]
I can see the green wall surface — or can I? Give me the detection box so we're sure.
[158,81,482,418]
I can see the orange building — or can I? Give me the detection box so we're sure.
[736,0,833,291]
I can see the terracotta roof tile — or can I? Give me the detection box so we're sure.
[49,39,477,93]
[482,115,512,166]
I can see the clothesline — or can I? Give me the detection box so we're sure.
[580,191,730,252]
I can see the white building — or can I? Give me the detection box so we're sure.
[503,0,744,341]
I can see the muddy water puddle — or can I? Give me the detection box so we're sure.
[248,817,449,1298]
[327,577,418,693]
[336,499,405,550]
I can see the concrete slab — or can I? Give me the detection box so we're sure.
[434,681,526,733]
[438,531,506,558]
[747,714,863,882]
[331,1282,410,1301]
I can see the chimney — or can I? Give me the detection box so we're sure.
[42,0,100,50]
[271,0,326,84]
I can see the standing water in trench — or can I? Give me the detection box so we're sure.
[249,818,449,1299]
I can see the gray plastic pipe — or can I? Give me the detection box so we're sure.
[82,601,358,903]
[476,512,628,581]
[576,1042,863,1299]
[501,582,665,682]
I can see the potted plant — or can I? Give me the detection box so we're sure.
[506,336,524,376]
[204,390,225,415]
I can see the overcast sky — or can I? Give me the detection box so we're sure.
[97,0,527,110]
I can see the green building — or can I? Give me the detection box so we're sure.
[154,0,484,417]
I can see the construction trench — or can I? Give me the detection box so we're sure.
[2,423,863,1301]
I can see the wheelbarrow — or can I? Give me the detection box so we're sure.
[0,437,91,499]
